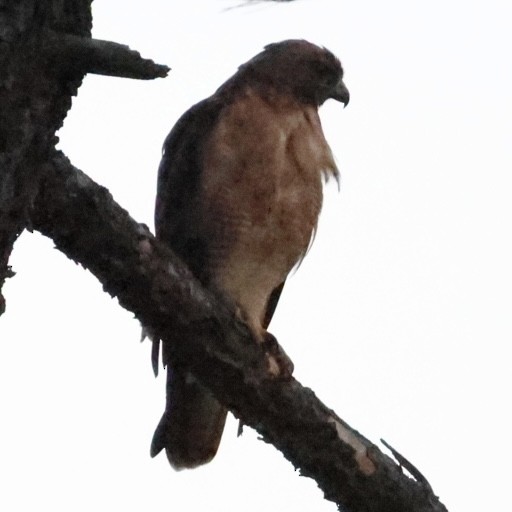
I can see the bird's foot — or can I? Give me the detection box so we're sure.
[262,332,294,379]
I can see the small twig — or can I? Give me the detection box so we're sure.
[44,31,170,80]
[381,439,434,493]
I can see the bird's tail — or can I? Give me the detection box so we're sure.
[150,364,228,470]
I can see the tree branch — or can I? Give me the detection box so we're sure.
[44,31,170,80]
[29,151,448,512]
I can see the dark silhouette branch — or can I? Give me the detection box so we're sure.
[44,31,170,79]
[27,151,447,512]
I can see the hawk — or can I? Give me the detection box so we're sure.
[151,39,349,469]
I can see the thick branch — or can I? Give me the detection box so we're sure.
[30,151,447,512]
[44,31,170,80]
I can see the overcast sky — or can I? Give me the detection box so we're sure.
[1,1,511,511]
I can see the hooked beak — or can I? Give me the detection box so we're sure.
[332,79,350,107]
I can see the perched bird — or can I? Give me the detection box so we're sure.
[151,39,349,469]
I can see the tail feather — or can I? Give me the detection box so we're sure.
[151,365,227,470]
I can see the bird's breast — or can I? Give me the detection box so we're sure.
[199,91,337,331]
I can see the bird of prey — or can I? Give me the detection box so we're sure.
[151,39,349,470]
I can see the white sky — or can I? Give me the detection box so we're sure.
[1,1,511,510]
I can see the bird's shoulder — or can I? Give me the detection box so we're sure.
[155,96,224,239]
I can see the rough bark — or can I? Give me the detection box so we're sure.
[0,1,168,314]
[1,2,449,511]
[0,0,91,313]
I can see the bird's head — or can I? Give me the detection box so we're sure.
[237,39,349,108]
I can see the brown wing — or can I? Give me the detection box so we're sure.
[155,97,224,282]
[152,97,224,375]
[151,97,229,469]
